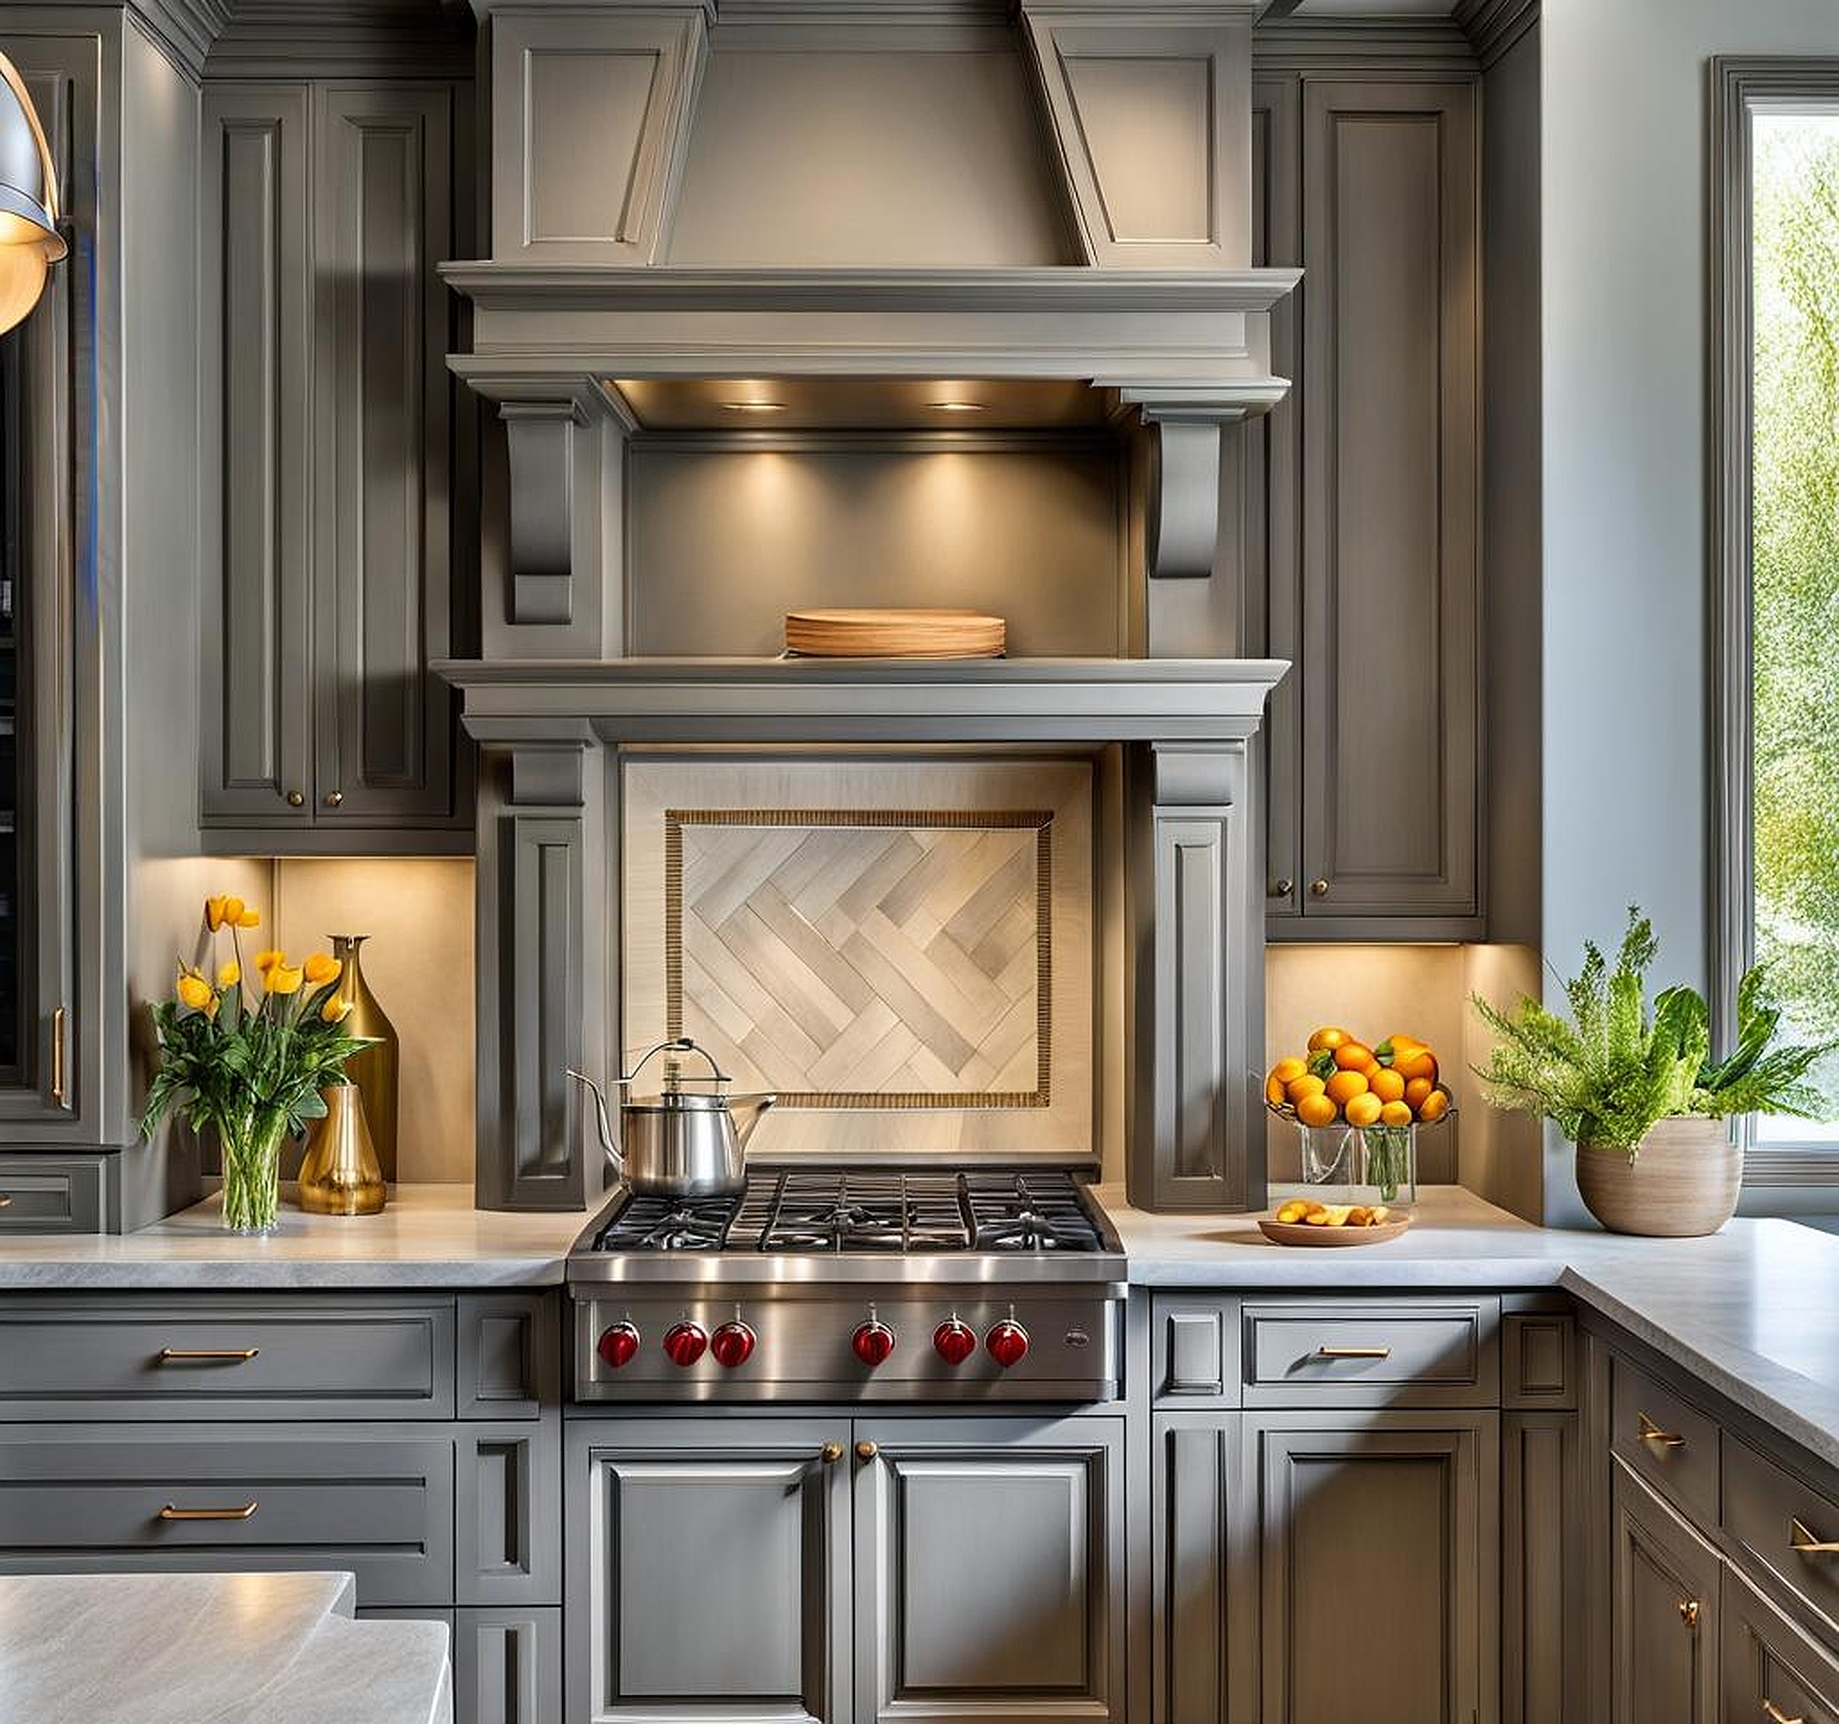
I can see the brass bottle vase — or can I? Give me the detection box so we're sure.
[326,933,399,1182]
[295,1083,386,1216]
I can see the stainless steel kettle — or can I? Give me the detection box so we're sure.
[567,1040,775,1198]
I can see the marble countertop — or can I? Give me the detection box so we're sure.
[0,1570,450,1724]
[1094,1182,1839,1470]
[0,1184,586,1288]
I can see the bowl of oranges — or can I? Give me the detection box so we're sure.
[1265,1027,1455,1205]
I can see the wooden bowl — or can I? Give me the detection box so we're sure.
[784,608,1006,659]
[1256,1212,1413,1248]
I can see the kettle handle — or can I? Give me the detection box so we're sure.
[621,1037,731,1089]
[565,1069,625,1180]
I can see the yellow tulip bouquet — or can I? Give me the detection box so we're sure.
[139,895,371,1233]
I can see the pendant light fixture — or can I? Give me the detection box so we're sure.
[0,52,64,336]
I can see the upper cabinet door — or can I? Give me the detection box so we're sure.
[200,84,315,827]
[1296,80,1480,927]
[312,85,460,828]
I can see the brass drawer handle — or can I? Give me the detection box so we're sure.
[157,1347,260,1363]
[1638,1413,1687,1450]
[1678,1598,1700,1631]
[855,1441,878,1462]
[1789,1516,1839,1555]
[1763,1701,1806,1724]
[158,1500,258,1522]
[50,1005,66,1107]
[820,1442,844,1464]
[0,1194,11,1209]
[1317,1345,1392,1360]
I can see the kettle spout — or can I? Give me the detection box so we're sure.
[565,1068,625,1180]
[727,1093,777,1149]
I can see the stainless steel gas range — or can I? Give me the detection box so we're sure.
[566,1167,1126,1403]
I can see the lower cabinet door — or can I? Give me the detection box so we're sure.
[1722,1567,1839,1724]
[1609,1458,1720,1724]
[852,1415,1126,1724]
[1245,1410,1499,1724]
[565,1417,850,1724]
[1153,1413,1246,1724]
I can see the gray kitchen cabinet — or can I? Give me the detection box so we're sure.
[1722,1567,1839,1724]
[1609,1458,1720,1724]
[201,79,470,848]
[1153,1413,1246,1724]
[362,1606,564,1724]
[1252,74,1482,939]
[1245,1409,1499,1724]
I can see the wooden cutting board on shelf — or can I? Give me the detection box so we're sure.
[783,608,1006,659]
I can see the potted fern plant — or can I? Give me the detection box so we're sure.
[1471,908,1831,1236]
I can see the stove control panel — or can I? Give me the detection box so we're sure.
[576,1292,1120,1402]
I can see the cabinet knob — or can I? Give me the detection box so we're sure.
[285,790,305,807]
[820,1441,845,1465]
[1677,1598,1700,1631]
[855,1441,878,1462]
[323,791,344,808]
[1310,879,1330,897]
[1272,878,1294,898]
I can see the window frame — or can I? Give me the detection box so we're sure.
[1709,57,1839,1185]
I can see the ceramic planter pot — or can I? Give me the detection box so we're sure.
[1575,1116,1741,1237]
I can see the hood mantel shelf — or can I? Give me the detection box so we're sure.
[437,656,1291,747]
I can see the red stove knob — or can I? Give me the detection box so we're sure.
[852,1317,897,1369]
[596,1321,641,1370]
[662,1321,708,1368]
[711,1320,756,1369]
[933,1318,978,1366]
[986,1318,1030,1370]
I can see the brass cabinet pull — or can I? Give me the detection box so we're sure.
[855,1441,878,1462]
[158,1501,258,1522]
[323,790,343,808]
[1272,878,1294,898]
[0,1194,11,1209]
[286,790,305,807]
[1762,1702,1806,1724]
[1789,1516,1839,1555]
[819,1442,845,1464]
[1317,1345,1392,1360]
[157,1347,259,1363]
[1638,1413,1687,1450]
[1310,878,1330,897]
[1678,1598,1700,1631]
[50,1005,66,1107]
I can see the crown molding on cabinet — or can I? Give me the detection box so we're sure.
[1252,17,1476,71]
[1452,0,1535,67]
[197,0,473,77]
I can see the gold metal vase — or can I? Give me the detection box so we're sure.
[295,1083,387,1216]
[327,934,399,1182]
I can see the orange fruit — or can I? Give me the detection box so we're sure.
[1394,1048,1439,1084]
[1379,1099,1413,1127]
[1378,1034,1424,1065]
[1344,1092,1383,1128]
[1296,1092,1338,1128]
[1307,1026,1352,1052]
[1404,1077,1435,1111]
[1369,1068,1406,1104]
[1418,1087,1451,1123]
[1272,1056,1309,1085]
[1265,1074,1288,1107]
[1333,1042,1374,1071]
[1287,1073,1327,1104]
[1324,1069,1370,1106]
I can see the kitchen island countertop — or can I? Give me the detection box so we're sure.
[0,1570,450,1724]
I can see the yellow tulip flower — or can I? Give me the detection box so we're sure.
[321,996,354,1024]
[253,949,283,973]
[176,971,213,1012]
[235,907,260,929]
[218,961,241,988]
[204,896,228,932]
[303,953,342,987]
[222,897,246,927]
[264,963,305,996]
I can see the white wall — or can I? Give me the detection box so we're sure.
[1539,0,1839,1222]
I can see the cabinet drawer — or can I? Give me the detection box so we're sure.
[1240,1297,1500,1407]
[1152,1296,1240,1406]
[0,1157,106,1234]
[0,1300,455,1420]
[1725,1564,1839,1724]
[1726,1437,1839,1647]
[0,1426,455,1605]
[1608,1349,1719,1525]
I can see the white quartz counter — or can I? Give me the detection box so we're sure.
[0,1570,451,1724]
[1094,1182,1839,1470]
[0,1184,584,1288]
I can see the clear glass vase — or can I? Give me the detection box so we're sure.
[218,1101,291,1234]
[1295,1121,1419,1206]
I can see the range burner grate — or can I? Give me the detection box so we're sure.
[590,1193,740,1252]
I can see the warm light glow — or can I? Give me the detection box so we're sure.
[0,52,63,337]
[720,399,786,414]
[928,400,986,413]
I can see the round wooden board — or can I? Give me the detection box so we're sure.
[1256,1212,1413,1247]
[784,608,1006,659]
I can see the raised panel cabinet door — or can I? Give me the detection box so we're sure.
[1721,1566,1839,1724]
[853,1415,1126,1724]
[1245,1410,1499,1724]
[312,84,462,828]
[200,83,314,825]
[1608,1459,1719,1724]
[1153,1413,1252,1724]
[565,1417,851,1724]
[1297,80,1480,923]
